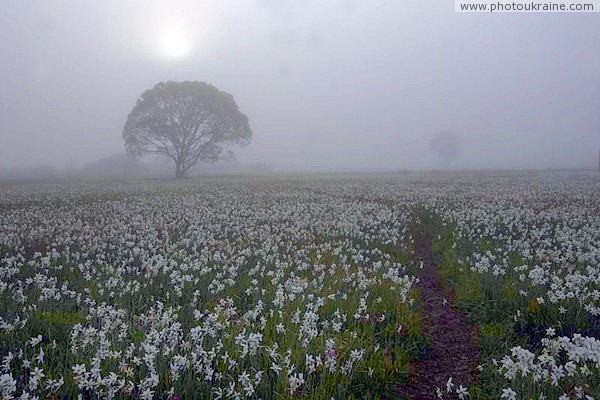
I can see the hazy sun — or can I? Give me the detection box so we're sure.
[159,29,189,59]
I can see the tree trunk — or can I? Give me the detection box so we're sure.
[175,160,183,179]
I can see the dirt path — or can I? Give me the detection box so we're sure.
[396,220,480,399]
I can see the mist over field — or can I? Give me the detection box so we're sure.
[0,0,599,176]
[2,2,600,400]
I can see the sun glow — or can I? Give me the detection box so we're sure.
[129,3,225,61]
[158,29,190,59]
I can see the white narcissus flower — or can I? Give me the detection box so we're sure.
[288,372,305,395]
[436,386,443,399]
[456,385,469,399]
[0,373,17,398]
[501,388,517,400]
[276,323,285,334]
[35,347,44,364]
[446,376,454,393]
[29,335,43,348]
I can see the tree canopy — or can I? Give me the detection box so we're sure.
[123,80,252,178]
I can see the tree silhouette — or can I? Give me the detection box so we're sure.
[123,81,252,178]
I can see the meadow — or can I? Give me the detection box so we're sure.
[0,172,599,399]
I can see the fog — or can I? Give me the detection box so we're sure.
[1,0,599,175]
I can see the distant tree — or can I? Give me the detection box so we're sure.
[430,129,461,165]
[123,81,252,179]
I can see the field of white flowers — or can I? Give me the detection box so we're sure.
[0,172,599,400]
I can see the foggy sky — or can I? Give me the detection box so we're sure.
[1,0,599,172]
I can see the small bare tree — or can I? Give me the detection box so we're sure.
[123,81,252,178]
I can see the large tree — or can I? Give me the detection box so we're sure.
[123,80,252,178]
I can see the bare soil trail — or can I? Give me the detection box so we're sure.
[396,218,480,399]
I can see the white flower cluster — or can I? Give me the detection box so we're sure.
[434,172,600,315]
[497,332,599,399]
[0,177,417,398]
